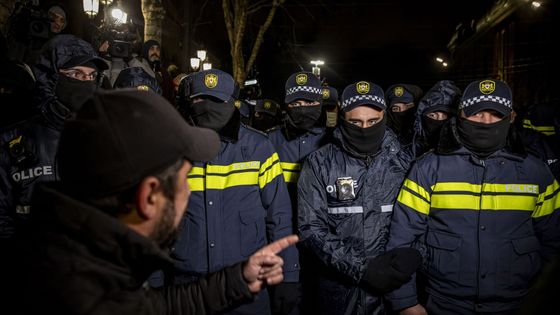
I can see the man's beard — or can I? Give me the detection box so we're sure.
[149,54,160,62]
[151,199,180,249]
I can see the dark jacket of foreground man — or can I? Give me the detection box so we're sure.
[4,183,254,315]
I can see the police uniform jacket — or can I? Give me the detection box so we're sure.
[387,118,560,313]
[298,127,411,315]
[171,121,299,283]
[5,183,254,315]
[268,126,327,205]
[0,35,94,239]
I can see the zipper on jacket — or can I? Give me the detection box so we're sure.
[476,158,486,302]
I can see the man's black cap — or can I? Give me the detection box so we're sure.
[385,84,416,107]
[58,89,220,197]
[284,71,323,103]
[113,67,162,95]
[460,79,513,117]
[322,86,339,107]
[255,99,280,117]
[189,69,236,102]
[341,81,386,112]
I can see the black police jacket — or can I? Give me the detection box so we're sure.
[298,127,412,315]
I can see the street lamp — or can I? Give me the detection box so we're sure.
[100,0,113,5]
[197,50,207,61]
[83,0,99,18]
[111,7,127,24]
[190,58,201,71]
[202,62,212,71]
[310,60,325,77]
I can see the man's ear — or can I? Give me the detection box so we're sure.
[510,111,517,123]
[135,176,161,220]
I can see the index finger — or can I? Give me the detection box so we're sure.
[257,235,299,255]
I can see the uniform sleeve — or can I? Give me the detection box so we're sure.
[385,160,433,311]
[146,262,253,315]
[0,150,15,239]
[297,154,367,283]
[533,172,560,262]
[257,139,299,282]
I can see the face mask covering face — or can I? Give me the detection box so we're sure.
[340,115,386,155]
[326,111,338,127]
[457,116,510,158]
[286,105,322,131]
[190,99,235,132]
[55,75,97,112]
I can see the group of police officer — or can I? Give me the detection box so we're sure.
[1,31,559,315]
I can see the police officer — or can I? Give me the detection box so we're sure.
[387,79,560,315]
[385,83,423,147]
[113,66,162,94]
[0,34,107,241]
[267,72,328,314]
[412,80,461,157]
[297,81,421,315]
[251,99,282,132]
[269,71,327,203]
[169,69,299,315]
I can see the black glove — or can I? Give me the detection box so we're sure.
[269,282,300,315]
[361,248,422,294]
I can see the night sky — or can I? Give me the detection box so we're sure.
[160,0,496,102]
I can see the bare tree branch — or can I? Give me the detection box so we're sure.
[247,0,269,13]
[222,0,234,47]
[245,0,285,75]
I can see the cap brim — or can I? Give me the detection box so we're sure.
[285,92,322,104]
[463,102,511,117]
[344,102,385,112]
[190,90,233,102]
[90,56,109,71]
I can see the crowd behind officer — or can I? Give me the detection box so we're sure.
[387,79,560,315]
[250,98,283,133]
[385,83,423,148]
[0,34,107,243]
[3,89,298,315]
[167,69,298,315]
[297,80,421,315]
[412,80,461,157]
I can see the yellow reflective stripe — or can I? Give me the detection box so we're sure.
[431,194,479,210]
[404,179,431,202]
[281,162,301,171]
[283,172,299,183]
[206,161,260,174]
[481,195,537,211]
[281,162,301,183]
[259,153,283,188]
[431,194,536,211]
[206,172,259,189]
[189,167,205,176]
[397,187,430,215]
[522,119,556,136]
[432,182,481,194]
[188,177,205,192]
[534,180,560,218]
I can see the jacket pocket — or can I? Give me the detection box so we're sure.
[425,231,462,281]
[239,210,266,257]
[508,235,541,290]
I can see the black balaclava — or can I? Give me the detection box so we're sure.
[457,116,511,158]
[341,115,386,155]
[389,108,416,135]
[252,113,278,132]
[422,115,449,147]
[286,105,322,131]
[190,98,235,132]
[55,75,97,113]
